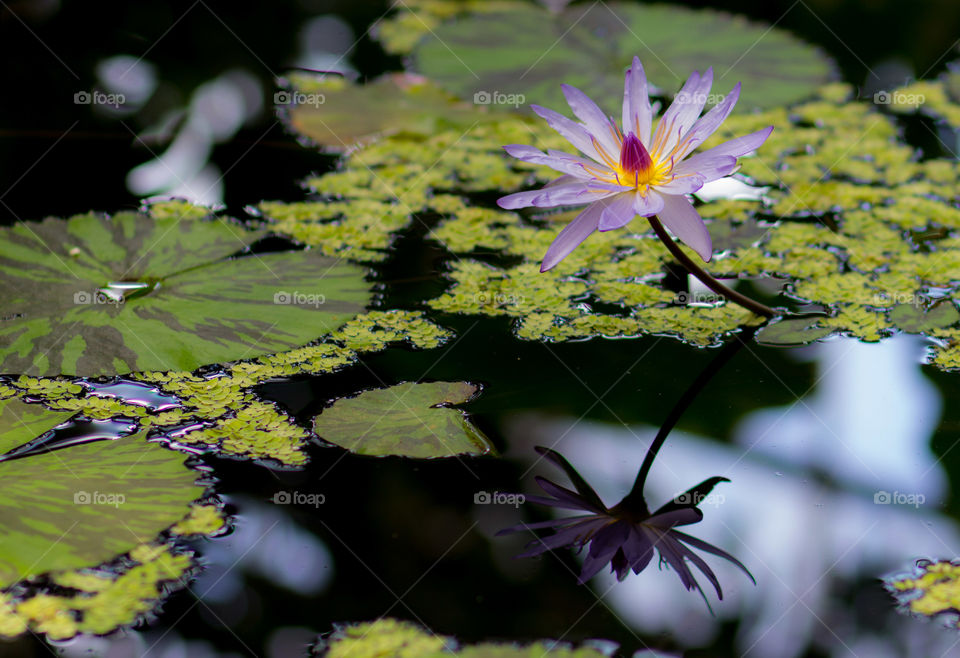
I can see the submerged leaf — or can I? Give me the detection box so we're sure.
[284,72,492,151]
[755,316,835,347]
[0,208,372,376]
[0,431,204,587]
[312,381,493,458]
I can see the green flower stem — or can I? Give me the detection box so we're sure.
[647,215,776,318]
[623,326,756,510]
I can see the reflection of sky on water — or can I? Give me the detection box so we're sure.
[93,14,356,207]
[506,336,960,657]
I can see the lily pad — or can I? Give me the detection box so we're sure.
[0,398,74,453]
[0,430,204,587]
[888,302,960,334]
[0,208,372,376]
[410,2,833,112]
[284,72,492,151]
[312,381,493,458]
[755,316,835,347]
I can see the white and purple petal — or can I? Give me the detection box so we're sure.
[691,125,774,161]
[622,56,654,146]
[669,82,741,161]
[653,68,713,157]
[540,200,605,272]
[672,154,738,183]
[655,172,706,195]
[656,193,712,261]
[561,84,620,157]
[597,191,639,231]
[501,144,594,180]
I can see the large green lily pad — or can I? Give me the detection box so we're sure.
[285,72,492,151]
[0,431,204,587]
[0,398,74,453]
[410,2,833,112]
[312,381,494,458]
[0,208,372,376]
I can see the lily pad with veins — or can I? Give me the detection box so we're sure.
[0,430,204,588]
[409,2,834,112]
[0,208,372,377]
[0,398,74,454]
[312,381,494,458]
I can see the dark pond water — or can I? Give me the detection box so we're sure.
[5,1,960,657]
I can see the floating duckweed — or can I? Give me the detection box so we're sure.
[886,559,960,626]
[277,82,950,358]
[170,503,228,537]
[180,401,310,466]
[1,543,194,640]
[890,76,960,129]
[317,618,609,657]
[260,199,412,262]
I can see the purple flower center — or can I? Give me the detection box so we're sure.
[619,132,653,177]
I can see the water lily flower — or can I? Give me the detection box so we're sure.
[498,56,773,273]
[499,447,754,605]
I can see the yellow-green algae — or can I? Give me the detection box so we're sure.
[4,311,452,466]
[0,543,194,640]
[317,618,607,658]
[275,78,960,363]
[887,560,960,626]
